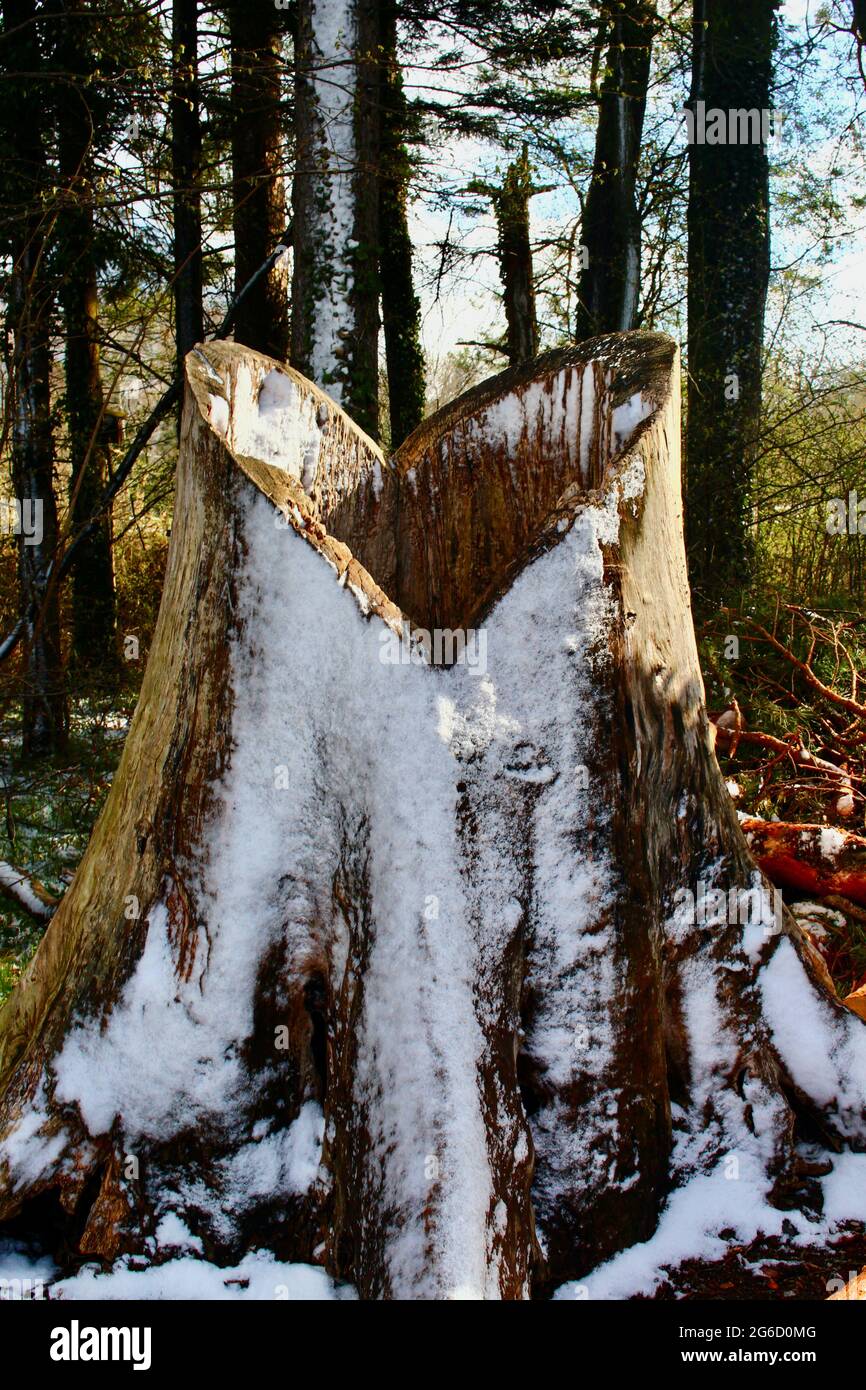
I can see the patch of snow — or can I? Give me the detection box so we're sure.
[219,1101,325,1211]
[821,1150,866,1224]
[578,363,596,476]
[465,366,588,480]
[50,1251,354,1301]
[557,1154,782,1299]
[0,1080,69,1192]
[371,457,384,499]
[790,901,847,935]
[760,937,866,1134]
[556,1144,866,1300]
[154,1212,203,1255]
[611,392,653,452]
[227,368,323,493]
[819,827,846,860]
[207,394,229,437]
[0,1238,55,1288]
[0,860,52,918]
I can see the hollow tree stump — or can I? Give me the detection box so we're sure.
[0,332,864,1299]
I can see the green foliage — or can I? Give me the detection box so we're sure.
[0,700,132,1008]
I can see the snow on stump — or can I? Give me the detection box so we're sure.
[0,332,865,1299]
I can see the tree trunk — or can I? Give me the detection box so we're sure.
[495,146,539,366]
[229,0,290,361]
[379,0,425,448]
[575,0,656,340]
[685,0,779,610]
[172,0,204,368]
[291,0,381,439]
[1,0,67,755]
[57,0,118,677]
[1,332,864,1297]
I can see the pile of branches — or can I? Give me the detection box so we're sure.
[701,601,866,999]
[702,601,865,825]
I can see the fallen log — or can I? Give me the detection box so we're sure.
[741,819,866,908]
[0,861,56,920]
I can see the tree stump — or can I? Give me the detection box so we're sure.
[1,331,864,1299]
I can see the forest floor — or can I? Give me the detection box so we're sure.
[649,1226,866,1300]
[0,696,135,1006]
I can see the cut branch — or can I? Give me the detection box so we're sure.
[712,723,865,788]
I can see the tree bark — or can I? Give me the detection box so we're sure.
[379,0,425,448]
[1,332,864,1298]
[291,0,381,439]
[469,147,546,366]
[229,0,290,361]
[1,0,67,755]
[172,0,204,368]
[575,0,656,340]
[56,0,118,677]
[495,146,540,365]
[685,0,779,610]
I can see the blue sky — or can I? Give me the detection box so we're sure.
[409,0,866,370]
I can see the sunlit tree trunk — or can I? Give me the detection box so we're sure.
[291,0,381,438]
[494,146,539,365]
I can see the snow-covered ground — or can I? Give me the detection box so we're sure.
[3,1148,864,1300]
[0,1238,354,1301]
[556,1150,866,1301]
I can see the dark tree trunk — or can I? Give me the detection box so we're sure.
[172,0,204,368]
[575,0,656,340]
[291,0,381,439]
[56,0,118,676]
[685,0,779,610]
[1,332,864,1298]
[494,146,539,366]
[1,0,67,755]
[229,0,289,361]
[379,0,425,449]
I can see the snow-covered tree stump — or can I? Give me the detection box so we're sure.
[1,332,864,1299]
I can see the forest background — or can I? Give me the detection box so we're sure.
[1,0,866,1007]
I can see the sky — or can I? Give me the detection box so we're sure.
[407,0,866,370]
